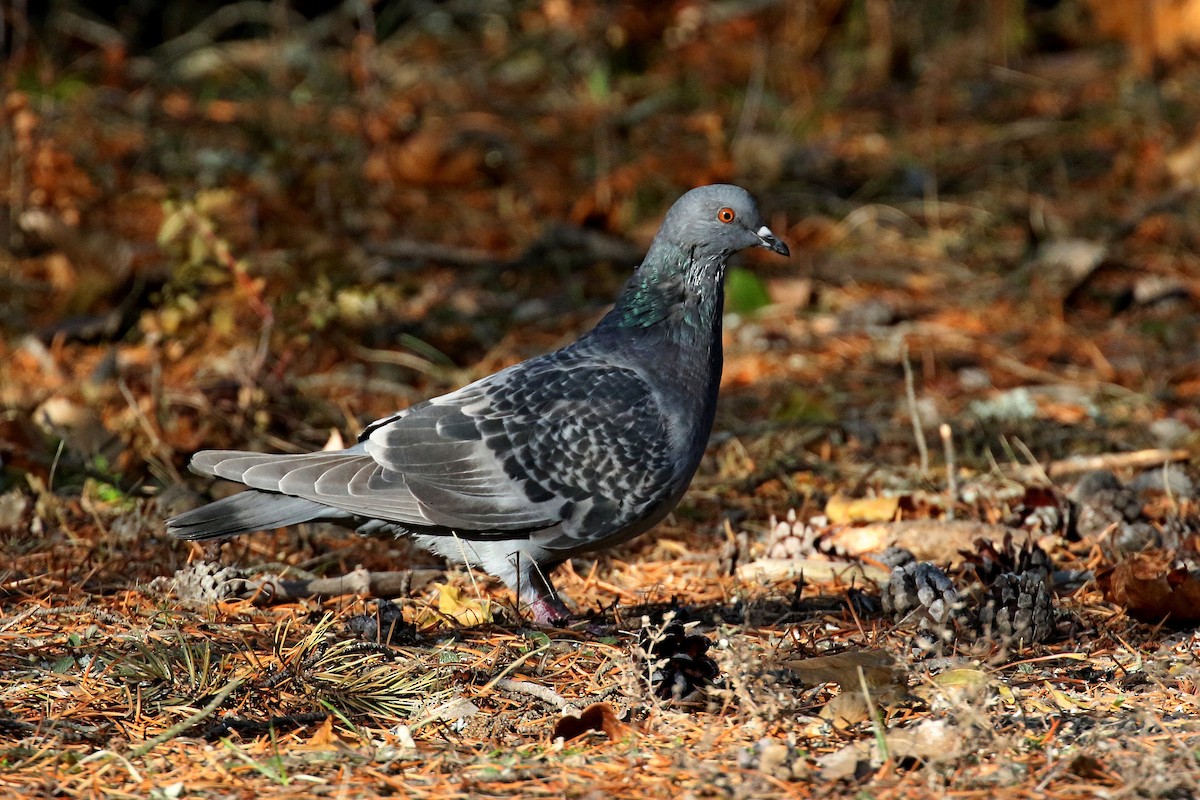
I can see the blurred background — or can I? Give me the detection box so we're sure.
[4,0,1200,510]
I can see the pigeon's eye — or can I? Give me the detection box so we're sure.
[717,207,736,224]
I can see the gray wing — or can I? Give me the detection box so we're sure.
[363,355,680,535]
[191,355,679,538]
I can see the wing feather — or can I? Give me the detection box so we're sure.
[189,353,679,539]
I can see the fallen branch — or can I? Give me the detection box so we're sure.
[1005,448,1191,482]
[737,558,892,587]
[493,678,569,710]
[200,712,330,741]
[238,568,442,604]
[131,676,242,756]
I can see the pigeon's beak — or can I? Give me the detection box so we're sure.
[756,225,790,257]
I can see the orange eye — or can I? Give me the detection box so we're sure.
[717,207,736,224]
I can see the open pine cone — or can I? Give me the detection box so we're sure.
[882,561,964,630]
[640,622,720,701]
[962,533,1052,588]
[977,571,1055,646]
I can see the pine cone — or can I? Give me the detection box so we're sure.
[172,561,245,604]
[882,562,963,633]
[764,509,819,559]
[1004,486,1070,535]
[1070,470,1147,546]
[347,600,416,645]
[640,623,720,700]
[977,571,1055,646]
[879,546,916,569]
[962,533,1052,588]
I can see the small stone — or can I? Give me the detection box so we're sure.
[0,490,31,530]
[758,741,790,774]
[1149,418,1191,449]
[1128,466,1194,500]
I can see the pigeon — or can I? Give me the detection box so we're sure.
[168,184,789,623]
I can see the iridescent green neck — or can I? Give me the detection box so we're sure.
[600,242,725,338]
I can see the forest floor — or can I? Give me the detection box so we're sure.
[4,3,1200,798]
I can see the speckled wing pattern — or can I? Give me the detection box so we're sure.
[359,352,679,548]
[192,352,678,548]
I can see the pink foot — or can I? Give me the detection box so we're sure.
[526,595,573,625]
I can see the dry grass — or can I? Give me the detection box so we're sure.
[3,471,1200,798]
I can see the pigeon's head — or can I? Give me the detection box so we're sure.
[655,184,790,260]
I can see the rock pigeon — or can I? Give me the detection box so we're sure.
[168,184,789,623]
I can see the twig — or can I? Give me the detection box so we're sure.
[901,342,929,472]
[47,438,65,493]
[364,223,640,279]
[1003,448,1191,483]
[364,238,497,266]
[1009,436,1052,486]
[736,558,891,587]
[154,1,294,59]
[130,676,243,756]
[480,644,552,693]
[0,604,127,632]
[0,715,100,742]
[493,678,569,710]
[940,423,957,520]
[118,379,182,484]
[732,38,767,150]
[200,712,329,741]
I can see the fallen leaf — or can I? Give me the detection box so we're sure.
[818,741,867,781]
[931,668,990,691]
[819,691,872,727]
[552,702,627,743]
[780,650,903,690]
[825,494,901,524]
[415,583,493,627]
[1069,753,1115,783]
[307,716,338,747]
[818,719,965,779]
[33,395,113,456]
[1103,551,1200,624]
[882,719,965,763]
[782,650,910,724]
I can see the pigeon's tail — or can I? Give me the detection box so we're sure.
[168,490,341,540]
[187,445,370,488]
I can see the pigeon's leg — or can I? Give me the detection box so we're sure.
[526,594,573,625]
[517,560,572,625]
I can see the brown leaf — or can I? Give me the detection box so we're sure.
[306,716,338,748]
[551,702,627,743]
[780,650,902,691]
[819,691,872,728]
[782,650,910,723]
[818,719,963,779]
[1069,754,1114,782]
[1084,0,1200,74]
[1105,551,1200,624]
